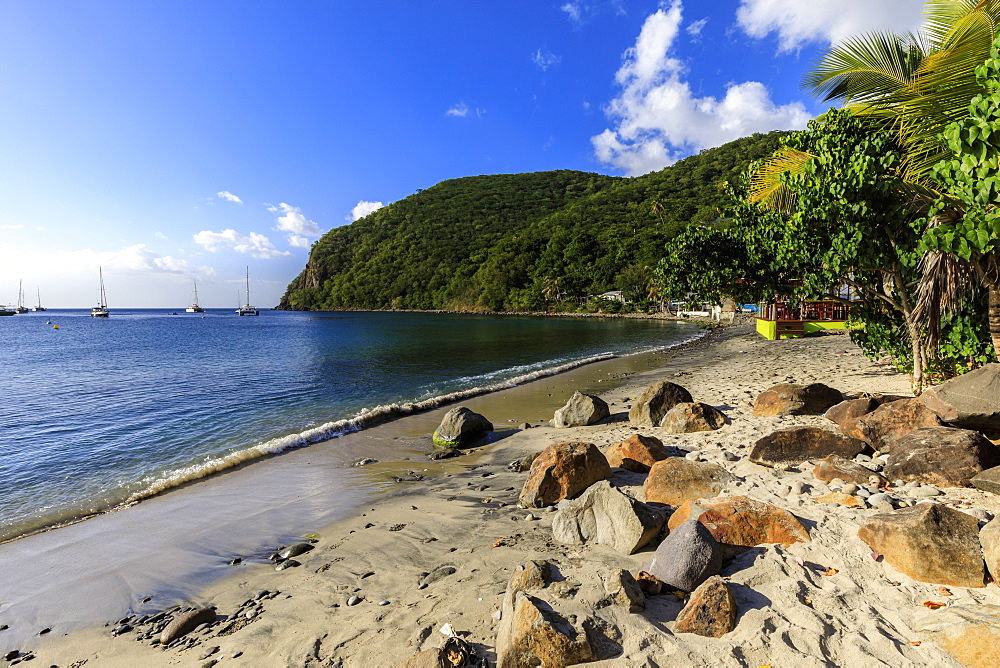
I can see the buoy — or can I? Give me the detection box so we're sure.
[53,325,59,329]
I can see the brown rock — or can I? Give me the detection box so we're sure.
[813,454,887,486]
[884,426,1000,487]
[697,496,810,549]
[634,571,665,597]
[814,492,863,507]
[518,442,612,508]
[673,575,737,638]
[980,517,1000,583]
[825,397,881,439]
[659,402,730,434]
[602,569,645,612]
[749,426,869,467]
[971,465,1000,495]
[854,398,944,452]
[160,607,217,645]
[666,499,711,532]
[496,592,594,668]
[643,458,735,506]
[606,434,669,473]
[857,503,986,588]
[920,364,1000,435]
[752,382,843,417]
[628,380,693,427]
[914,604,1000,667]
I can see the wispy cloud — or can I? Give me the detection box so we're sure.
[154,231,168,241]
[592,0,809,176]
[736,0,924,52]
[445,102,485,119]
[532,49,561,71]
[217,190,243,204]
[686,18,707,37]
[561,1,584,23]
[347,200,385,222]
[287,235,311,248]
[0,224,25,231]
[193,229,291,259]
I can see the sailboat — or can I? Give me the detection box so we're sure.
[32,287,46,312]
[185,279,205,313]
[14,280,28,314]
[236,267,258,316]
[91,267,110,317]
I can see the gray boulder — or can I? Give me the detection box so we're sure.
[971,465,1000,495]
[432,406,493,448]
[551,480,666,554]
[642,520,722,593]
[629,380,693,427]
[884,426,1000,487]
[749,426,869,467]
[921,363,1000,435]
[554,391,610,428]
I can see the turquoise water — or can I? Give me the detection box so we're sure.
[0,309,698,541]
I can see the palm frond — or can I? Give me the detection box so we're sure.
[804,31,927,103]
[746,148,814,213]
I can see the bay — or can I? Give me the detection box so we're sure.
[0,309,699,542]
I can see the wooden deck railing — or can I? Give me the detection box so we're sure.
[758,300,852,322]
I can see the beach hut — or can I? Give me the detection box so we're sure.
[755,290,857,340]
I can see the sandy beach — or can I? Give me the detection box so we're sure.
[11,323,1000,667]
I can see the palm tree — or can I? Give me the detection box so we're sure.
[650,199,666,226]
[541,276,561,304]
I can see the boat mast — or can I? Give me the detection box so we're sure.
[99,266,107,308]
[245,266,251,307]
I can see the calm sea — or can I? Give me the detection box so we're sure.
[0,309,699,542]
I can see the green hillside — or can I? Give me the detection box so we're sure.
[278,131,789,311]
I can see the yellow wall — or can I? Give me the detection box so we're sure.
[755,319,848,340]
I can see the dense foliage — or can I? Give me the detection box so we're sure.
[278,132,788,311]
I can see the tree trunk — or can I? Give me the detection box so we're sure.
[989,283,1000,361]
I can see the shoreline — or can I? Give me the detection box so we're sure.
[17,323,991,667]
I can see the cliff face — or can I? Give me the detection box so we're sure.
[277,131,791,311]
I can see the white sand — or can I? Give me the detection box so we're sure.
[20,326,1000,667]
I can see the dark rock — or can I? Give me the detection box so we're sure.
[813,454,887,486]
[605,434,669,473]
[551,480,665,554]
[825,397,881,438]
[427,449,459,460]
[669,496,809,558]
[673,575,736,637]
[518,442,612,508]
[659,402,729,433]
[921,364,1000,435]
[160,607,216,645]
[273,542,314,561]
[431,406,493,448]
[884,426,1000,487]
[857,503,986,588]
[553,391,610,428]
[628,381,693,427]
[642,520,722,593]
[643,458,735,506]
[749,426,869,467]
[419,566,456,586]
[752,382,843,417]
[971,465,1000,495]
[854,398,944,451]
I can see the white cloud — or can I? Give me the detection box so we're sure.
[532,49,561,71]
[446,103,469,117]
[347,200,385,222]
[288,235,311,248]
[272,202,322,237]
[592,1,810,176]
[154,231,168,241]
[0,224,25,231]
[193,229,290,259]
[686,18,707,37]
[736,0,925,52]
[217,190,243,204]
[561,1,583,23]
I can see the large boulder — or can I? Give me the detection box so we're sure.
[659,402,730,434]
[160,607,217,645]
[857,503,986,588]
[914,604,1000,668]
[853,398,944,452]
[643,458,735,506]
[670,496,810,553]
[518,442,612,508]
[824,397,881,439]
[553,391,610,428]
[883,426,1000,487]
[752,382,843,417]
[628,381,693,427]
[642,520,722,593]
[971,465,1000,495]
[813,454,887,487]
[673,576,737,638]
[496,592,594,668]
[980,517,1000,583]
[605,434,669,473]
[551,480,666,554]
[431,406,493,448]
[921,364,1000,435]
[749,426,869,467]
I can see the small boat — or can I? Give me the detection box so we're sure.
[236,267,258,316]
[13,280,28,314]
[0,306,14,316]
[91,267,110,317]
[32,287,46,312]
[185,279,204,313]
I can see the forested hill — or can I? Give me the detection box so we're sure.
[278,131,789,311]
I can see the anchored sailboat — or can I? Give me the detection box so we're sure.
[185,279,204,313]
[236,267,258,316]
[91,267,110,317]
[14,280,28,314]
[33,287,46,312]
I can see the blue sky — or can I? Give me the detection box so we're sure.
[0,0,926,308]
